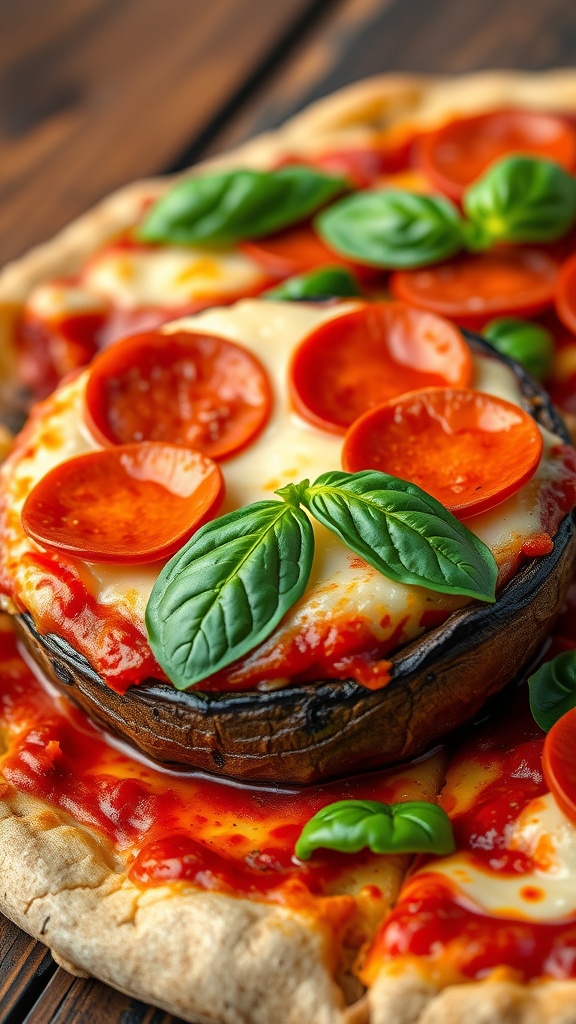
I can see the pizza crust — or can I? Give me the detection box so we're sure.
[2,69,576,1022]
[368,968,576,1024]
[0,789,350,1024]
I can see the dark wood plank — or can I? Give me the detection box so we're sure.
[0,0,331,266]
[0,916,56,1024]
[22,970,186,1024]
[202,0,576,156]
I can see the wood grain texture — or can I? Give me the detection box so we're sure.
[0,0,331,266]
[22,971,187,1024]
[202,0,576,155]
[0,915,56,1024]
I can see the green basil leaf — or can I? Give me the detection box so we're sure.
[145,501,314,689]
[315,189,465,268]
[137,166,348,247]
[295,799,455,860]
[528,651,576,732]
[297,470,497,601]
[483,317,554,381]
[464,156,576,246]
[264,265,362,301]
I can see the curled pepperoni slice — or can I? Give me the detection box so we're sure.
[84,330,272,460]
[342,387,543,518]
[289,303,472,434]
[555,252,576,335]
[416,109,576,200]
[390,249,559,329]
[21,443,224,563]
[543,706,576,826]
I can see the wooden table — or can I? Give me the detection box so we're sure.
[0,0,575,1020]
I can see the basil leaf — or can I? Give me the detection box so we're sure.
[483,317,554,381]
[145,501,314,689]
[137,166,348,247]
[315,189,465,268]
[464,156,576,246]
[295,799,455,860]
[528,651,576,732]
[297,470,497,601]
[264,265,362,301]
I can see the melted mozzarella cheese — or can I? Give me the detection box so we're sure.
[427,794,576,922]
[1,299,567,684]
[81,246,267,309]
[27,282,109,319]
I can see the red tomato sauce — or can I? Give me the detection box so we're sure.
[366,874,576,982]
[16,551,162,689]
[363,687,576,982]
[0,626,421,908]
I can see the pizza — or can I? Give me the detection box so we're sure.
[2,69,576,1024]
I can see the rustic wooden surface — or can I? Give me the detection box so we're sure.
[1,0,576,1020]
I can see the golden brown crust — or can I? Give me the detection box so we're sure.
[280,69,576,151]
[0,790,346,1024]
[3,68,576,1023]
[369,968,576,1024]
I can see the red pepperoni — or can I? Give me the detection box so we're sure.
[390,249,559,329]
[84,329,272,461]
[288,303,472,434]
[241,223,376,281]
[543,706,576,826]
[342,387,543,518]
[21,443,224,563]
[416,109,576,200]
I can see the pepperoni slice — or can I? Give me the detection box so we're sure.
[543,706,576,826]
[342,387,543,518]
[84,329,272,461]
[21,443,224,564]
[277,143,412,188]
[390,249,559,329]
[416,109,576,200]
[240,223,375,281]
[289,303,472,434]
[555,252,576,335]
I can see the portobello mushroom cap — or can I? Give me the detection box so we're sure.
[14,333,576,785]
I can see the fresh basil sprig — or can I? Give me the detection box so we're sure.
[315,156,576,269]
[463,155,576,248]
[264,265,362,301]
[137,166,348,247]
[483,317,554,381]
[528,651,576,732]
[295,799,455,860]
[145,501,314,689]
[293,470,497,602]
[147,470,497,689]
[316,189,465,268]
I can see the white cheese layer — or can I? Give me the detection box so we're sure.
[425,793,576,922]
[1,299,567,685]
[81,246,268,309]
